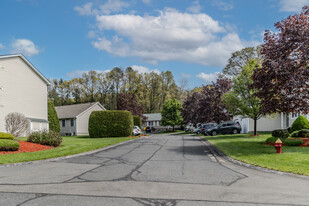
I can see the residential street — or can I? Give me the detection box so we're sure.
[0,134,309,205]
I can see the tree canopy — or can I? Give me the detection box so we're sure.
[252,6,309,114]
[222,60,262,135]
[161,98,183,131]
[48,69,185,113]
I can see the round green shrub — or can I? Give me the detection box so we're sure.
[133,116,142,128]
[284,139,303,146]
[48,101,60,133]
[0,139,20,151]
[271,129,289,138]
[0,132,15,140]
[89,110,133,138]
[290,115,309,133]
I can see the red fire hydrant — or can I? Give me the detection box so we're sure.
[274,138,282,154]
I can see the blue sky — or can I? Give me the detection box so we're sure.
[0,0,308,89]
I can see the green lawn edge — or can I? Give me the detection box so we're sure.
[204,134,309,176]
[0,136,138,165]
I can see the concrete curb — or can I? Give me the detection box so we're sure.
[0,136,148,168]
[200,137,309,180]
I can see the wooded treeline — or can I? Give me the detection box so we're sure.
[48,67,188,113]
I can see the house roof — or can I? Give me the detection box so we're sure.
[55,102,105,119]
[0,54,50,85]
[144,113,162,121]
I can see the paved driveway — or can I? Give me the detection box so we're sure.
[0,134,309,205]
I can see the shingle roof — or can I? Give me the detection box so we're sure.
[144,113,162,121]
[55,102,104,119]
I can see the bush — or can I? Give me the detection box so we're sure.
[290,115,309,133]
[5,112,29,139]
[271,129,289,138]
[290,130,300,137]
[133,116,142,128]
[266,137,284,144]
[0,139,20,151]
[0,132,15,140]
[48,101,60,133]
[89,110,133,138]
[27,130,62,147]
[284,139,303,146]
[297,129,309,138]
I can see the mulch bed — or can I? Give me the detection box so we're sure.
[0,141,54,155]
[249,135,262,137]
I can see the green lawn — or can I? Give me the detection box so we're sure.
[0,136,137,165]
[205,134,309,175]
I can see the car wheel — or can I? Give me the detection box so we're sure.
[211,131,217,136]
[232,129,238,134]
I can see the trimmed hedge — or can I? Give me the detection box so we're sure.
[0,132,15,140]
[290,129,309,138]
[27,130,62,147]
[89,110,133,138]
[0,139,20,151]
[48,101,60,133]
[284,139,303,146]
[133,116,142,128]
[290,115,309,133]
[271,129,289,138]
[266,137,285,144]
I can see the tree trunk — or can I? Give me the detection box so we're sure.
[254,118,257,135]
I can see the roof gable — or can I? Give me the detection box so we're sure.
[0,54,50,85]
[55,102,105,119]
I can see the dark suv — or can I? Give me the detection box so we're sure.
[204,122,241,136]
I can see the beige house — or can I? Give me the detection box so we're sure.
[0,54,50,136]
[234,113,304,133]
[55,102,105,136]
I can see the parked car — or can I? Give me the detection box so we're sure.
[204,122,241,136]
[184,124,193,132]
[201,123,218,135]
[133,126,141,136]
[193,126,203,134]
[145,126,156,133]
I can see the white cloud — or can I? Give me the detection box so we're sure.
[74,2,93,15]
[131,65,160,74]
[196,72,219,83]
[279,0,309,12]
[11,39,41,57]
[75,0,129,16]
[66,69,110,78]
[213,1,234,11]
[90,8,252,67]
[0,43,4,49]
[187,1,202,13]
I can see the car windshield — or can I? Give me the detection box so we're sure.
[133,126,138,129]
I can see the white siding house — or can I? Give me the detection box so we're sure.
[55,102,105,136]
[234,113,306,133]
[0,54,50,136]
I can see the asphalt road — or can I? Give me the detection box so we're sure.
[0,134,309,205]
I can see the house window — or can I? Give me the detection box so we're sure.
[149,121,153,126]
[292,113,300,119]
[71,119,74,127]
[62,120,65,127]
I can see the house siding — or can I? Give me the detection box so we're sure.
[59,118,76,136]
[0,57,48,136]
[76,104,105,136]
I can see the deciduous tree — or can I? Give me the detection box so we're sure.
[252,6,309,114]
[223,60,262,135]
[161,98,183,131]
